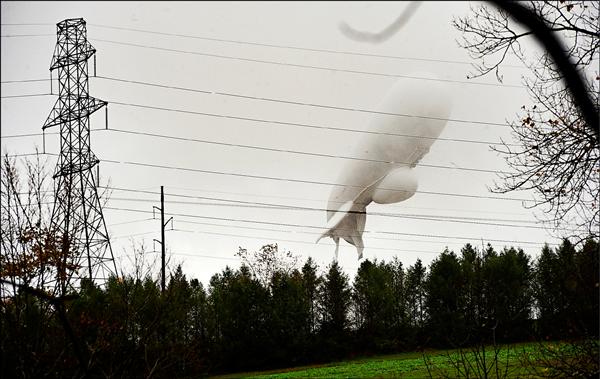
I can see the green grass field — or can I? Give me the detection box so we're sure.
[210,343,559,378]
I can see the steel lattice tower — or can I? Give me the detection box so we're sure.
[43,18,116,294]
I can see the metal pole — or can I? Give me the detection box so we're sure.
[161,185,165,293]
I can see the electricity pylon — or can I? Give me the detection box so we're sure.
[43,18,116,295]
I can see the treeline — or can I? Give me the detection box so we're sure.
[1,239,598,378]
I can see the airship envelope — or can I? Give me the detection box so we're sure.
[316,74,453,260]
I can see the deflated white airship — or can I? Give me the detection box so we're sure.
[316,74,453,260]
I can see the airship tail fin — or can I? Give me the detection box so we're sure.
[316,174,387,259]
[315,200,355,244]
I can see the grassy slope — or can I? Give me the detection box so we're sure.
[211,343,544,378]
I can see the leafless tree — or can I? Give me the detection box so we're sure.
[453,1,599,241]
[0,151,57,296]
[1,150,117,297]
[118,239,159,282]
[519,339,599,378]
[235,243,300,287]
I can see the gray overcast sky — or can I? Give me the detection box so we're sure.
[1,1,565,285]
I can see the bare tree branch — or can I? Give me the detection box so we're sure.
[489,1,599,139]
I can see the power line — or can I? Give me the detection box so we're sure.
[0,23,54,26]
[3,169,565,247]
[108,99,513,145]
[0,34,54,37]
[0,184,555,231]
[180,220,558,249]
[3,124,510,174]
[104,191,544,229]
[161,251,240,262]
[171,228,444,254]
[0,165,557,245]
[2,152,56,158]
[119,250,261,266]
[0,78,51,84]
[172,219,466,245]
[112,227,178,241]
[0,76,507,134]
[1,93,52,98]
[4,152,541,230]
[107,218,154,227]
[161,184,534,217]
[0,85,512,131]
[112,231,156,240]
[107,91,512,130]
[0,22,524,70]
[88,23,523,68]
[101,128,507,174]
[97,75,210,96]
[103,205,553,246]
[106,101,516,160]
[173,219,557,248]
[109,197,574,233]
[0,154,544,229]
[6,170,532,217]
[94,75,514,132]
[0,151,533,202]
[90,38,524,89]
[104,183,536,219]
[2,98,515,146]
[0,194,560,246]
[2,132,58,139]
[100,158,530,202]
[164,251,361,272]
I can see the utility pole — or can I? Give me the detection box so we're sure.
[161,186,165,292]
[153,186,172,293]
[43,18,115,295]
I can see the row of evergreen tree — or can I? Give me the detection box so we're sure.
[1,239,598,378]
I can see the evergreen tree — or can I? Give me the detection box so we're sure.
[425,250,465,346]
[301,257,321,335]
[352,259,396,352]
[405,259,427,329]
[574,239,599,337]
[534,243,559,337]
[483,246,532,342]
[207,265,271,371]
[389,257,408,346]
[269,269,310,365]
[458,244,485,343]
[317,261,351,359]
